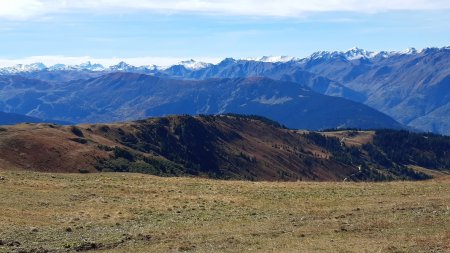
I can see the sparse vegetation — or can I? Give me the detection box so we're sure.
[70,126,84,137]
[372,129,450,169]
[0,115,448,181]
[0,170,449,253]
[222,113,287,128]
[69,137,88,144]
[302,132,432,181]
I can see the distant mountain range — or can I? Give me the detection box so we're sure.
[1,47,444,75]
[0,111,71,125]
[1,46,449,134]
[0,74,402,130]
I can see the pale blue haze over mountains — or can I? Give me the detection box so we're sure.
[0,47,449,135]
[0,0,449,134]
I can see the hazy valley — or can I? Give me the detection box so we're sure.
[2,46,449,134]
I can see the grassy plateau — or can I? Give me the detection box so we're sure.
[0,169,449,253]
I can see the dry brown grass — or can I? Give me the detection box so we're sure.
[321,130,375,147]
[0,169,449,253]
[0,123,110,173]
[0,119,359,181]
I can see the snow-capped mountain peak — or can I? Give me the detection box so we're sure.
[0,46,447,75]
[343,47,377,60]
[48,61,106,71]
[27,62,47,71]
[218,58,237,65]
[258,56,297,63]
[0,62,47,74]
[371,51,393,59]
[48,63,68,71]
[109,61,135,71]
[304,46,428,62]
[402,47,418,55]
[77,61,105,71]
[177,59,211,70]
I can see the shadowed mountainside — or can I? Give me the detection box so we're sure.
[2,47,449,134]
[0,74,403,130]
[0,111,72,125]
[156,48,450,134]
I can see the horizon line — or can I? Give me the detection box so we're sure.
[1,45,449,68]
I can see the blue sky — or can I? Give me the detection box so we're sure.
[0,0,449,66]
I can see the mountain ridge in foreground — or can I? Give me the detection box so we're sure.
[1,114,448,181]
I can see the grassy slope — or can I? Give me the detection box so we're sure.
[3,116,447,182]
[0,169,449,253]
[0,117,359,181]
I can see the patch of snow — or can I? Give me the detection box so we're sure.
[252,96,293,105]
[343,47,377,60]
[235,56,297,63]
[1,62,47,73]
[218,58,238,65]
[303,46,425,62]
[1,45,448,75]
[177,59,212,70]
[27,62,47,71]
[372,51,394,59]
[258,56,298,63]
[48,61,106,71]
[144,64,164,71]
[76,61,105,71]
[402,47,418,55]
[108,61,135,71]
[48,63,69,71]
